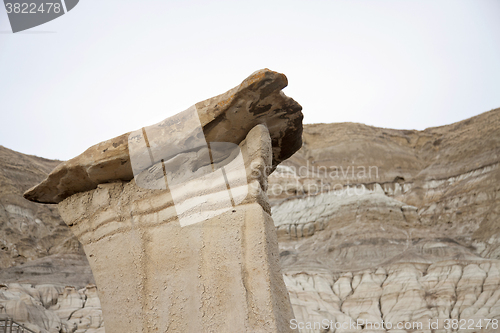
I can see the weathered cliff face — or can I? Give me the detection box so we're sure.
[0,146,88,274]
[284,262,500,333]
[1,107,499,333]
[270,108,500,332]
[0,147,96,332]
[274,185,500,332]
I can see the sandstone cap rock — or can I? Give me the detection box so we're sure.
[24,69,303,204]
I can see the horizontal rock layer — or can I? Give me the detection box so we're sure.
[2,108,499,332]
[0,145,85,270]
[269,108,500,332]
[57,124,296,333]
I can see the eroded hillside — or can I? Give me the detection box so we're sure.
[0,146,93,286]
[1,108,499,332]
[269,108,500,332]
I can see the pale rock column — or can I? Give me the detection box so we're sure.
[25,69,302,333]
[57,124,297,333]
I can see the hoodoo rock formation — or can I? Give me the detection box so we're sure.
[23,69,303,205]
[23,69,303,333]
[4,78,499,333]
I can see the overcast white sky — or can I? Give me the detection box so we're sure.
[1,0,499,161]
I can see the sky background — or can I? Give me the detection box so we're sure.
[1,0,499,161]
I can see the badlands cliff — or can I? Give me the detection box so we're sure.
[1,107,499,332]
[271,107,500,332]
[0,145,93,289]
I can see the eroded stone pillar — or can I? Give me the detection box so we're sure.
[25,69,302,333]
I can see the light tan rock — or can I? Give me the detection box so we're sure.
[55,123,297,333]
[81,285,100,309]
[49,286,84,320]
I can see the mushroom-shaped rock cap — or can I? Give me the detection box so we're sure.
[24,69,303,204]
